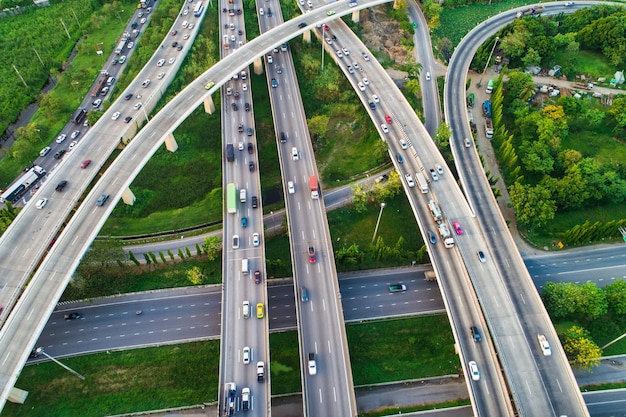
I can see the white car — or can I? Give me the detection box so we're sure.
[134,102,142,110]
[307,1,313,8]
[142,79,151,88]
[399,139,408,150]
[112,111,121,120]
[464,137,472,148]
[56,134,67,144]
[267,55,273,64]
[184,33,190,40]
[157,72,165,79]
[436,164,444,175]
[325,38,333,45]
[92,99,102,107]
[405,174,415,188]
[372,95,380,103]
[68,140,78,151]
[188,23,194,29]
[252,233,260,247]
[232,235,240,249]
[430,168,439,181]
[242,83,248,91]
[380,124,389,134]
[342,48,350,56]
[357,82,365,91]
[70,130,80,139]
[168,57,176,64]
[362,78,370,85]
[336,50,343,58]
[259,7,264,15]
[243,347,251,364]
[127,41,134,49]
[468,361,480,381]
[183,9,188,16]
[288,181,295,194]
[425,72,431,81]
[35,198,48,209]
[238,142,245,151]
[157,59,165,67]
[140,17,147,24]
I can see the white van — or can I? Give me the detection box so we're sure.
[242,258,249,275]
[240,188,247,203]
[243,301,250,319]
[291,147,299,161]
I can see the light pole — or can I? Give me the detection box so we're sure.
[478,36,499,88]
[371,202,386,243]
[115,9,125,23]
[34,129,44,145]
[35,348,86,380]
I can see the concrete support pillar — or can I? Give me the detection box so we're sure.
[122,187,136,206]
[253,57,263,75]
[351,10,360,23]
[203,95,215,114]
[165,133,178,152]
[302,29,311,44]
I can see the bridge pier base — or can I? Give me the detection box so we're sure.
[253,57,263,75]
[203,96,215,114]
[302,29,311,44]
[165,133,178,152]
[121,187,136,206]
[351,10,360,23]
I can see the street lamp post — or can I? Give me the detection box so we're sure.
[478,36,499,88]
[115,10,125,23]
[35,348,86,380]
[371,202,386,243]
[34,129,44,145]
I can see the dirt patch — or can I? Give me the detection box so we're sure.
[360,7,411,65]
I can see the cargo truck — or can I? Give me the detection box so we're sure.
[485,119,493,138]
[516,5,544,17]
[438,223,455,248]
[226,144,235,162]
[223,382,236,416]
[415,171,429,194]
[72,108,87,125]
[309,175,319,199]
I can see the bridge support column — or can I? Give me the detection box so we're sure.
[302,29,311,44]
[253,57,263,75]
[351,10,360,23]
[121,187,136,206]
[203,95,215,114]
[165,133,178,152]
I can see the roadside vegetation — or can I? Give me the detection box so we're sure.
[471,6,626,248]
[543,279,626,367]
[4,314,457,417]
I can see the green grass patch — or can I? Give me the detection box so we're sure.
[328,194,425,272]
[435,0,549,47]
[269,331,302,395]
[553,49,618,81]
[2,341,220,417]
[582,382,626,392]
[264,231,294,279]
[348,315,458,385]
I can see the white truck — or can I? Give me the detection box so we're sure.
[537,334,552,356]
[485,119,493,139]
[415,171,429,194]
[241,387,250,411]
[438,223,455,248]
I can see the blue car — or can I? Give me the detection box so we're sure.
[397,154,404,164]
[241,217,248,228]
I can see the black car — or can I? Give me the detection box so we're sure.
[238,123,244,133]
[54,149,66,159]
[267,7,272,16]
[124,116,132,123]
[231,103,238,111]
[55,180,68,192]
[171,41,178,47]
[280,132,287,143]
[177,44,183,51]
[298,22,307,29]
[124,93,133,101]
[247,142,253,153]
[251,195,258,208]
[244,102,250,112]
[64,312,82,320]
[249,161,255,172]
[29,348,41,358]
[131,21,138,29]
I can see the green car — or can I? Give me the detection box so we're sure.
[204,81,215,90]
[388,284,407,292]
[327,10,335,16]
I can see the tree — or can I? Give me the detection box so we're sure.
[608,96,626,128]
[542,282,577,318]
[202,236,222,261]
[563,326,602,369]
[520,140,554,174]
[307,114,329,139]
[422,0,443,30]
[403,59,422,79]
[508,182,556,228]
[404,79,421,96]
[605,279,626,315]
[187,266,206,285]
[351,184,368,213]
[521,47,541,68]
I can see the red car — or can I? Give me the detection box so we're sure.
[254,270,262,284]
[452,221,463,235]
[80,159,91,169]
[384,115,393,124]
[308,246,316,264]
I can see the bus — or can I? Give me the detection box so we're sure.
[226,183,236,214]
[193,1,203,17]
